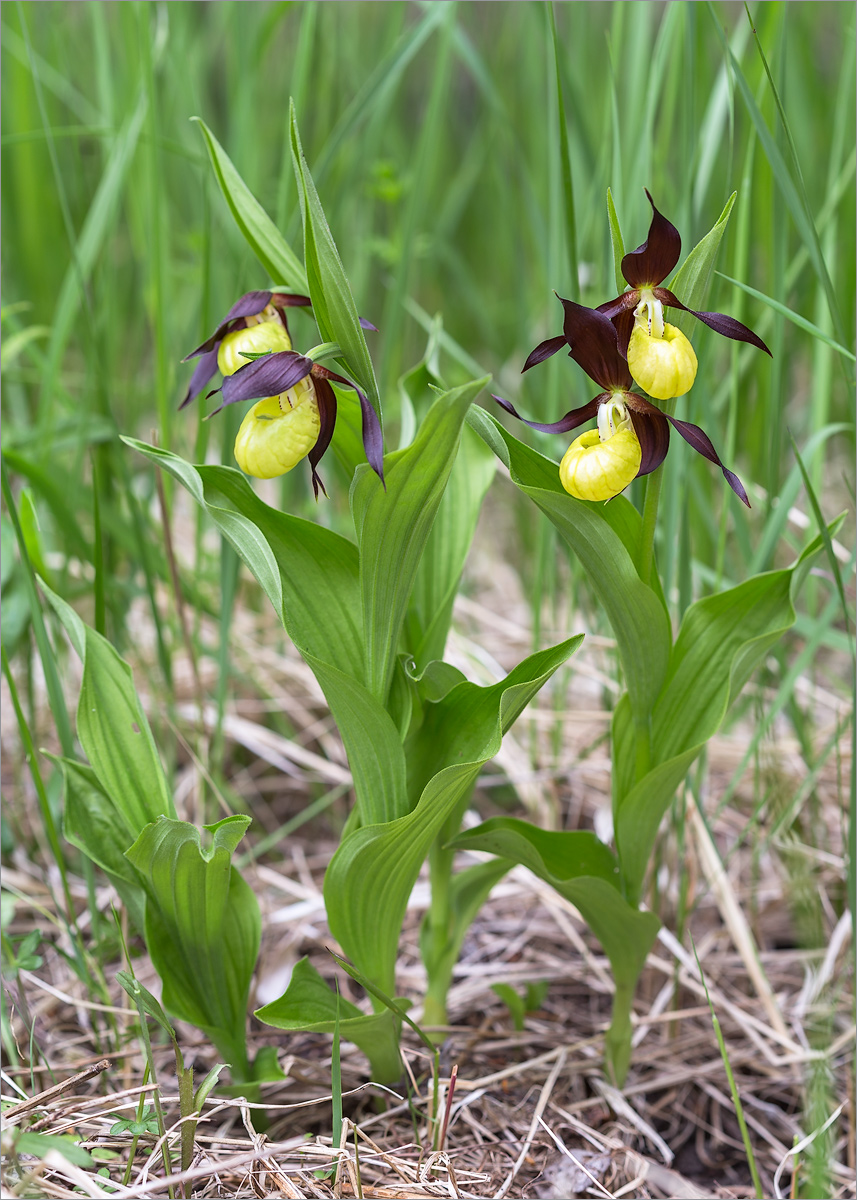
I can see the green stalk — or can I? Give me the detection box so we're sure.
[604,977,635,1088]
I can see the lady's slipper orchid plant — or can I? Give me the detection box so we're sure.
[495,300,750,505]
[525,191,771,401]
[181,291,384,496]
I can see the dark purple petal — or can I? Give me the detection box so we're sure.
[629,408,670,477]
[522,335,567,373]
[212,351,314,413]
[308,377,338,499]
[654,289,772,356]
[183,291,274,360]
[611,310,636,360]
[359,317,379,332]
[621,191,681,288]
[596,292,639,321]
[179,347,220,410]
[493,393,601,435]
[318,368,385,487]
[270,293,312,309]
[667,415,750,507]
[558,298,633,390]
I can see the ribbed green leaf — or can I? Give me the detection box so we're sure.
[668,192,735,339]
[193,117,308,293]
[41,582,174,831]
[125,815,260,1079]
[354,378,489,702]
[468,407,671,720]
[256,957,403,1083]
[405,423,496,670]
[289,101,380,418]
[324,636,581,995]
[125,441,364,681]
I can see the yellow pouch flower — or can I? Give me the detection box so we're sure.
[559,426,642,502]
[233,377,320,479]
[627,322,697,400]
[218,319,293,377]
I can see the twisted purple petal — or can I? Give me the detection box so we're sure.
[654,289,772,356]
[308,377,338,499]
[493,393,601,435]
[621,191,682,288]
[211,351,314,414]
[321,368,385,487]
[667,415,750,506]
[522,335,567,373]
[179,348,220,410]
[183,291,275,360]
[558,299,633,391]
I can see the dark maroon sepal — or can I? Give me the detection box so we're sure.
[630,408,670,477]
[558,299,633,391]
[522,335,567,373]
[212,351,314,413]
[308,377,337,500]
[621,191,681,289]
[654,289,772,356]
[179,347,220,410]
[319,368,385,487]
[596,292,639,322]
[667,416,750,507]
[270,293,312,309]
[493,393,601,435]
[183,291,275,360]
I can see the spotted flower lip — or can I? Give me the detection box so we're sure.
[208,348,385,499]
[495,301,750,506]
[523,191,771,371]
[179,289,378,410]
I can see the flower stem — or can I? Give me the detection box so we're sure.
[638,463,665,588]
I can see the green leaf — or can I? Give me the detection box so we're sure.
[616,526,839,901]
[468,408,671,720]
[289,101,380,418]
[668,192,735,338]
[324,636,581,997]
[15,1131,95,1168]
[448,817,660,1009]
[491,983,527,1031]
[192,118,308,293]
[405,422,496,670]
[115,970,175,1040]
[125,816,259,1079]
[255,958,403,1083]
[305,653,407,825]
[606,187,626,295]
[194,1062,229,1110]
[353,378,489,702]
[40,583,175,831]
[124,442,364,681]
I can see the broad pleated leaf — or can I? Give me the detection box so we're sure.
[448,817,660,1009]
[125,441,364,682]
[324,637,581,995]
[41,582,174,831]
[467,407,671,720]
[289,102,381,421]
[193,118,309,293]
[125,815,260,1079]
[616,526,838,902]
[405,422,496,670]
[352,378,489,702]
[256,957,404,1083]
[667,192,736,339]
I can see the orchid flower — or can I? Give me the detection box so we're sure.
[525,192,771,400]
[495,301,750,505]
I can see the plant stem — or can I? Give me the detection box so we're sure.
[604,977,635,1088]
[423,840,454,1035]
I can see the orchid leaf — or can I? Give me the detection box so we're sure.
[40,581,175,830]
[116,971,176,1040]
[606,188,626,294]
[125,441,364,681]
[256,957,404,1083]
[468,407,671,720]
[289,101,380,420]
[125,815,259,1080]
[668,192,735,339]
[405,422,496,670]
[192,118,308,293]
[616,523,841,902]
[448,817,660,1019]
[353,378,489,703]
[324,636,581,996]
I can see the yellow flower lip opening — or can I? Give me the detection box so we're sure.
[233,376,320,479]
[559,396,642,502]
[217,317,293,378]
